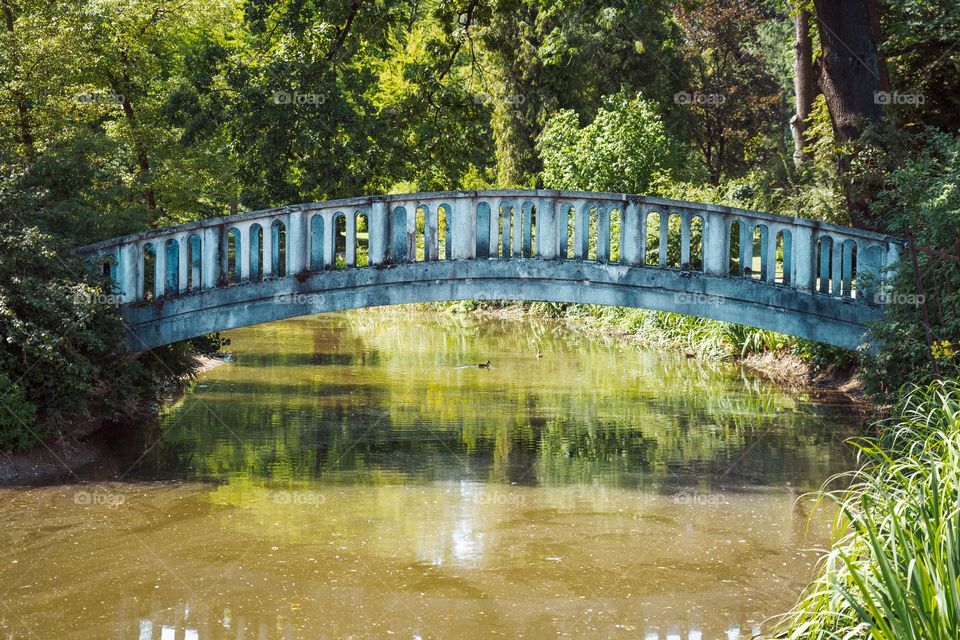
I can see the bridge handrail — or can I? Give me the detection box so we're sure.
[76,189,900,254]
[75,189,905,311]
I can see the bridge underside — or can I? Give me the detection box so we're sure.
[123,260,882,352]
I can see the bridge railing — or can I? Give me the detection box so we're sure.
[76,189,903,306]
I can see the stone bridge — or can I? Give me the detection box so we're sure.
[77,190,903,352]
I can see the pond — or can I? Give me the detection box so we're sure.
[0,310,861,639]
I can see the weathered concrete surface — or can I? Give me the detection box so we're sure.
[123,259,883,351]
[76,190,902,352]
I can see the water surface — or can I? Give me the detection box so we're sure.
[0,310,861,639]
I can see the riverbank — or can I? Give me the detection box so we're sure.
[454,302,865,397]
[0,354,226,485]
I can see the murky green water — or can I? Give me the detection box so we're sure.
[0,310,861,639]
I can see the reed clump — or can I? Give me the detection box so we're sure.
[781,379,960,639]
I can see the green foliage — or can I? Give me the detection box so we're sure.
[532,304,796,361]
[673,0,784,183]
[861,131,960,400]
[0,224,139,449]
[537,92,682,194]
[782,380,960,639]
[880,0,960,134]
[0,372,38,452]
[478,0,684,186]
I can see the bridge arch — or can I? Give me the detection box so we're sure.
[76,189,903,352]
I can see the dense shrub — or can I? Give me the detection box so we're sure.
[861,131,960,400]
[0,371,38,451]
[0,224,139,450]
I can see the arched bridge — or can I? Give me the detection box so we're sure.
[77,190,903,352]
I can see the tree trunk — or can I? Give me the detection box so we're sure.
[812,0,883,228]
[790,9,814,166]
[865,0,890,92]
[812,0,882,143]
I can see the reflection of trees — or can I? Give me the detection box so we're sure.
[125,311,858,492]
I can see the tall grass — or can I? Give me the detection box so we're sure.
[781,379,960,639]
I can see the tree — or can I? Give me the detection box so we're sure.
[0,224,138,448]
[790,6,815,165]
[479,0,684,187]
[537,92,682,194]
[674,0,782,183]
[811,0,883,228]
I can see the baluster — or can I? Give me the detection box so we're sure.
[368,200,387,265]
[536,198,557,260]
[202,226,220,288]
[346,212,357,267]
[620,201,642,266]
[452,197,475,260]
[260,222,273,278]
[702,212,726,276]
[286,210,307,275]
[236,222,251,282]
[792,225,813,290]
[658,211,669,267]
[325,213,337,269]
[679,211,691,269]
[177,233,189,293]
[597,205,610,262]
[154,237,166,298]
[118,243,138,302]
[738,221,751,276]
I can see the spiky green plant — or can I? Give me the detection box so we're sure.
[780,379,960,639]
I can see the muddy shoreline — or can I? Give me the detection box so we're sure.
[0,354,226,486]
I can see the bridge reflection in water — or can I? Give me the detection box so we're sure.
[77,190,902,350]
